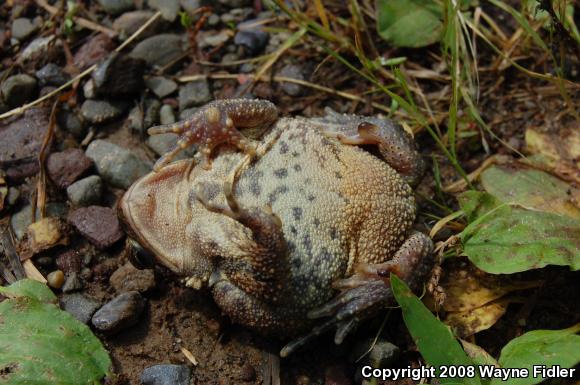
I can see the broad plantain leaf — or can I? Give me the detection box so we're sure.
[459,201,580,274]
[391,274,481,385]
[376,0,443,47]
[491,325,580,385]
[480,165,580,219]
[0,279,111,385]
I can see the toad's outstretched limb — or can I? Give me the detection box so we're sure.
[149,98,278,172]
[316,109,425,187]
[280,231,434,357]
[194,179,289,305]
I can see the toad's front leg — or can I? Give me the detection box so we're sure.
[280,231,434,357]
[149,98,278,171]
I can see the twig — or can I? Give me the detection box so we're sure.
[36,0,117,38]
[36,101,58,219]
[0,11,163,121]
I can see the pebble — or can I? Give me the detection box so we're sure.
[91,291,146,334]
[27,217,69,254]
[198,30,231,49]
[351,339,400,368]
[62,272,84,293]
[36,63,69,87]
[81,99,127,125]
[180,0,201,13]
[159,104,175,125]
[128,98,161,133]
[1,74,37,108]
[147,133,192,160]
[11,18,39,41]
[149,0,180,22]
[113,10,164,40]
[85,140,152,189]
[55,250,82,274]
[7,187,20,206]
[10,203,67,240]
[179,79,211,111]
[73,34,114,71]
[130,34,186,67]
[179,107,198,120]
[110,262,156,293]
[97,0,134,15]
[219,0,252,9]
[67,175,103,206]
[47,270,65,289]
[0,107,48,180]
[234,20,270,56]
[68,206,124,249]
[140,364,191,385]
[145,76,178,98]
[83,79,97,99]
[18,36,64,68]
[278,63,306,96]
[92,53,145,96]
[60,293,101,324]
[46,148,94,189]
[57,109,85,139]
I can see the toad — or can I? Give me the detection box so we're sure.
[120,100,434,356]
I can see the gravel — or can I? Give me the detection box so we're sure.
[60,293,101,324]
[67,206,125,249]
[91,291,146,334]
[67,175,103,206]
[140,365,191,385]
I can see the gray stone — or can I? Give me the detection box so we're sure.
[85,140,152,189]
[159,104,175,125]
[141,364,191,385]
[128,98,161,133]
[18,36,64,66]
[180,0,201,13]
[91,291,146,333]
[146,133,194,161]
[36,63,69,87]
[351,339,400,368]
[113,10,164,41]
[179,79,211,111]
[207,14,220,26]
[148,0,180,22]
[130,34,186,67]
[11,18,38,41]
[110,262,156,293]
[179,107,198,120]
[234,19,270,56]
[57,109,85,139]
[198,31,230,49]
[10,203,67,240]
[145,76,178,98]
[97,0,134,15]
[80,99,127,125]
[1,74,37,107]
[218,0,252,9]
[6,187,20,206]
[60,293,101,324]
[278,63,305,96]
[82,79,97,99]
[67,175,103,206]
[62,272,85,293]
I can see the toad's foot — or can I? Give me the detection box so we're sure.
[319,111,425,187]
[280,231,434,357]
[149,98,278,172]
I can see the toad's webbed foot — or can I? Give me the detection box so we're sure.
[280,231,434,357]
[317,109,425,187]
[149,98,278,172]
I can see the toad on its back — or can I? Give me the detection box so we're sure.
[120,99,434,356]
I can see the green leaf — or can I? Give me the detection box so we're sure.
[0,279,57,303]
[459,203,580,274]
[0,279,111,385]
[391,274,481,385]
[376,0,443,47]
[480,165,580,219]
[457,191,503,223]
[491,325,580,385]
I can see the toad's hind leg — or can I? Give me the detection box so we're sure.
[195,181,289,304]
[280,231,434,357]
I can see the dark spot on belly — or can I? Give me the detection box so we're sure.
[287,240,296,253]
[313,218,320,227]
[200,182,221,201]
[329,227,338,240]
[290,226,297,235]
[307,194,316,202]
[292,207,302,221]
[318,247,334,263]
[291,151,300,158]
[302,234,312,254]
[267,185,289,204]
[293,164,302,172]
[291,257,302,269]
[273,168,288,178]
[334,171,342,179]
[279,140,289,154]
[246,169,264,197]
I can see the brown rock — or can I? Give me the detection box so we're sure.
[68,206,124,249]
[55,249,82,274]
[73,34,114,71]
[110,262,156,293]
[91,291,146,334]
[46,148,93,188]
